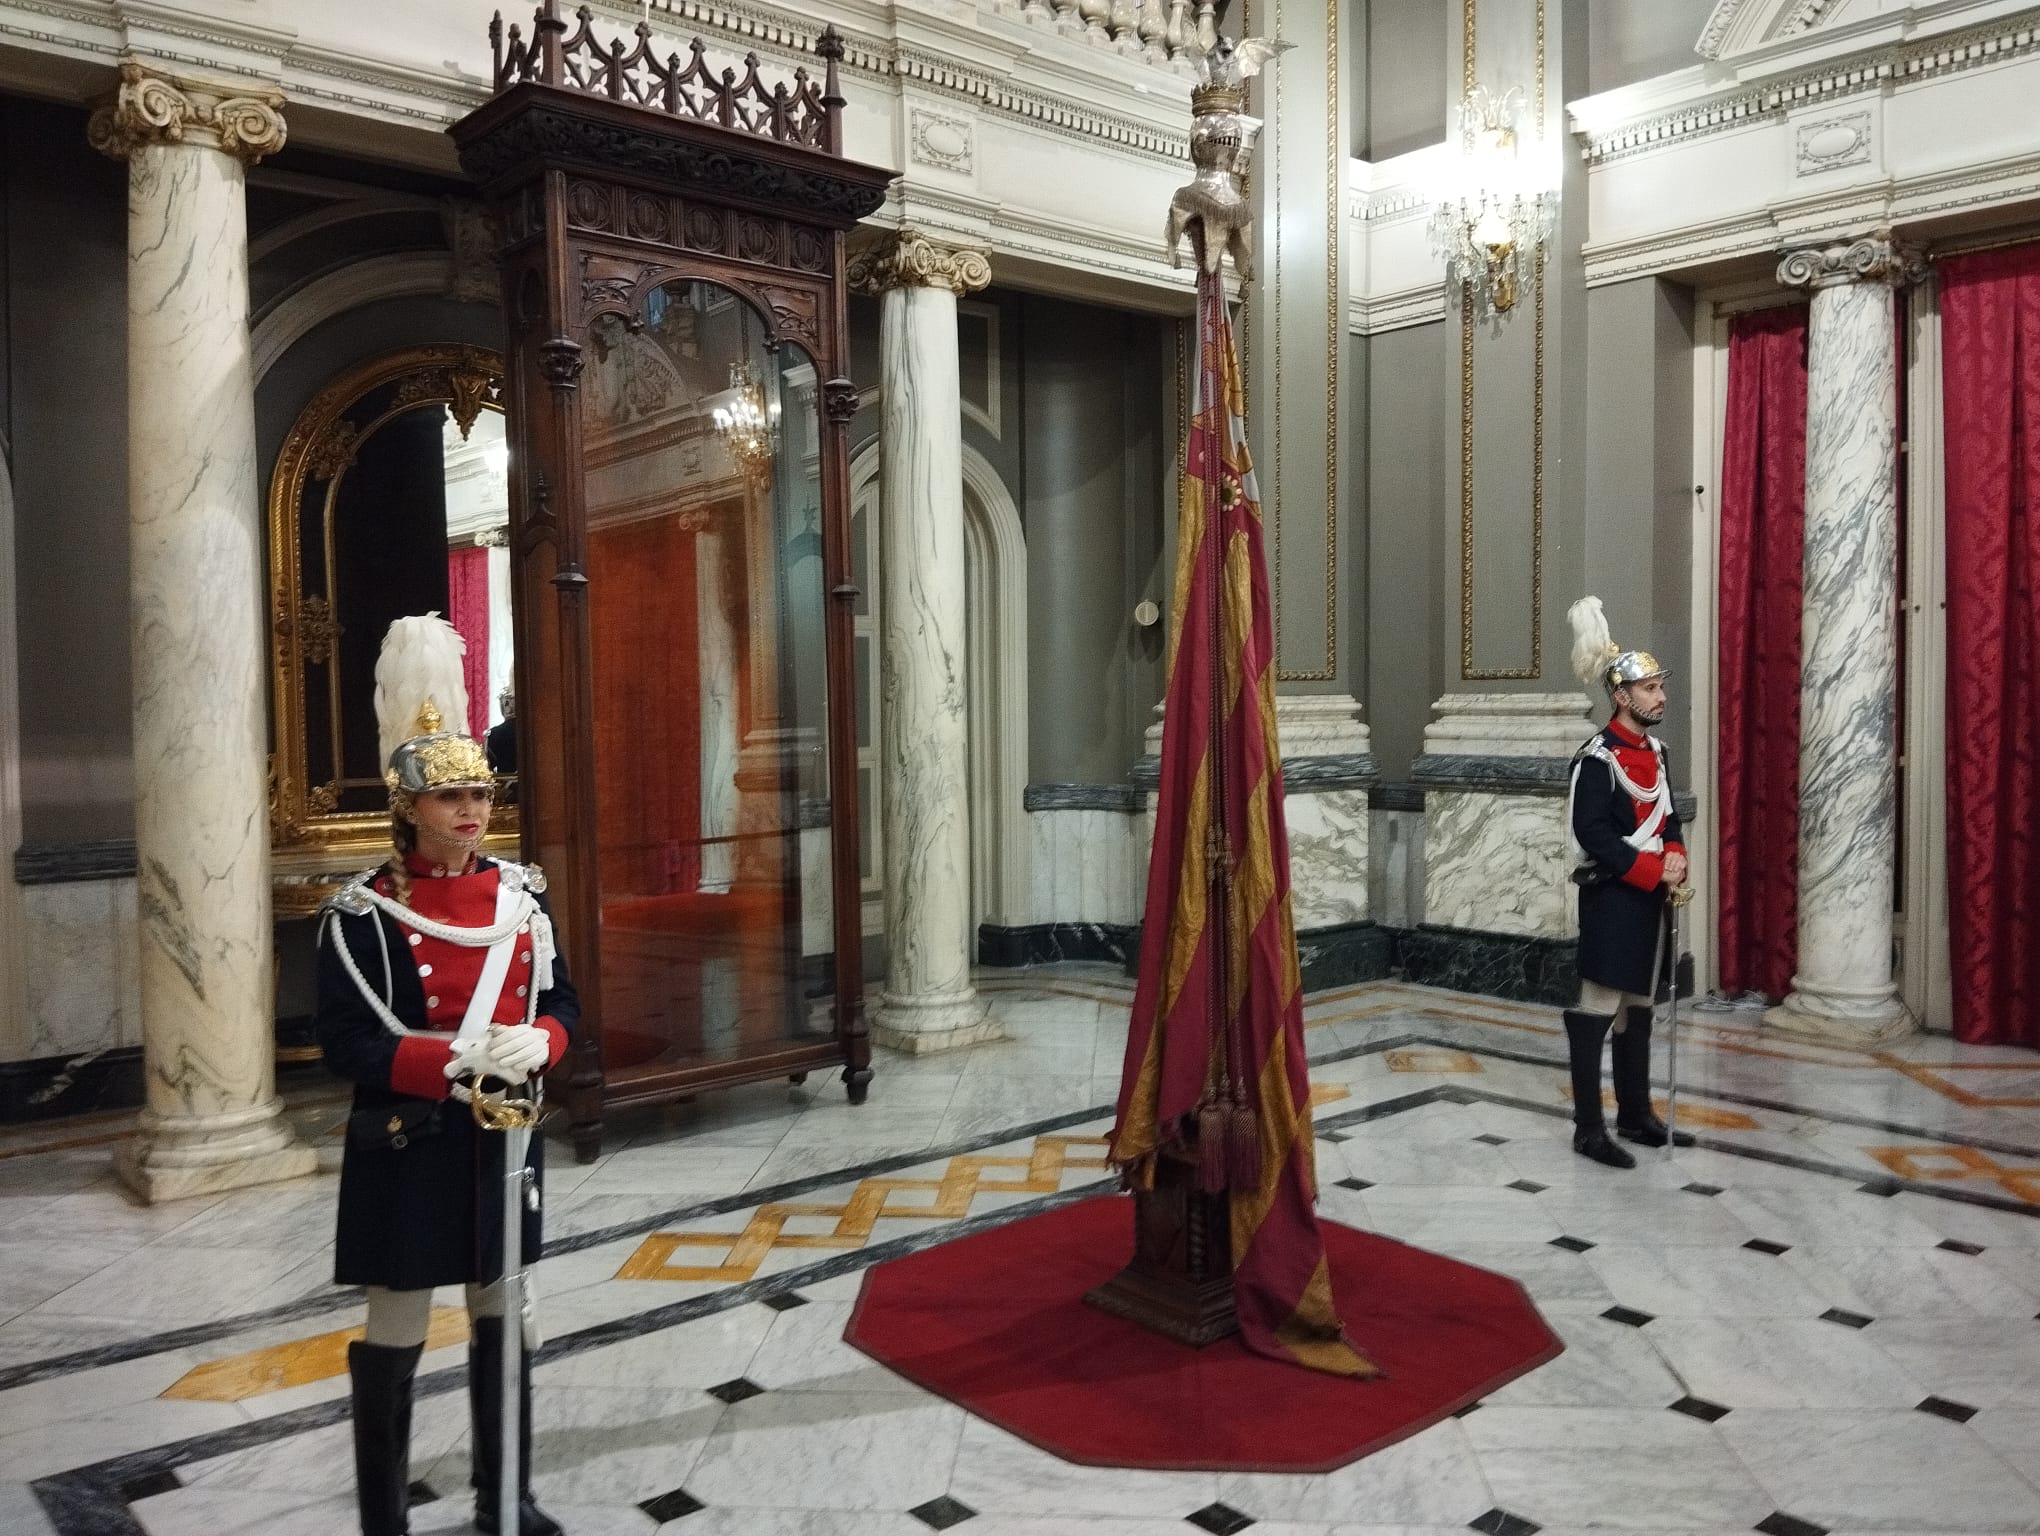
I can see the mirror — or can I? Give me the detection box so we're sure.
[269,346,516,853]
[580,280,835,1076]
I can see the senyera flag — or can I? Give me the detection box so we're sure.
[1108,266,1376,1378]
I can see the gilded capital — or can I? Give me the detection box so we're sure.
[846,229,992,297]
[1777,230,1925,292]
[88,60,287,165]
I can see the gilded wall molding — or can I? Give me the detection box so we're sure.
[1458,0,1547,683]
[87,58,286,164]
[847,228,993,296]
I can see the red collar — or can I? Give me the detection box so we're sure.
[1606,716,1649,749]
[403,851,480,878]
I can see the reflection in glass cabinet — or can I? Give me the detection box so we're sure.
[579,284,835,1077]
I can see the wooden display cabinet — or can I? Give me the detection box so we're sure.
[451,3,892,1160]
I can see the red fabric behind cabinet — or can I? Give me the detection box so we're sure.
[445,545,492,740]
[1716,306,1809,1001]
[1939,244,2040,1048]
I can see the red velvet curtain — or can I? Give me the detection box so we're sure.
[445,545,491,739]
[1716,305,1809,1000]
[1939,244,2040,1047]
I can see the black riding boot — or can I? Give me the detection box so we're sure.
[348,1339,423,1536]
[470,1317,563,1536]
[1614,1006,1695,1147]
[1564,1010,1635,1168]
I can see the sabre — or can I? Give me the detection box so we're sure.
[1662,883,1694,1161]
[473,1079,540,1527]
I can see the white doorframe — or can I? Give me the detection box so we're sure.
[1689,299,1728,996]
[1901,276,1952,1031]
[849,442,1031,940]
[0,448,27,1062]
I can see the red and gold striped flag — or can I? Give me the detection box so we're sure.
[1108,273,1376,1378]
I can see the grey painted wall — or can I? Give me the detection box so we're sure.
[1021,294,1165,784]
[1366,0,1450,160]
[1586,0,1715,95]
[1583,276,1698,762]
[1364,320,1453,778]
[6,98,132,845]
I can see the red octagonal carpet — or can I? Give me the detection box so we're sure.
[845,1194,1564,1473]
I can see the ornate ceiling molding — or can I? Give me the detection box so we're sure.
[1697,0,1846,62]
[1579,11,2040,165]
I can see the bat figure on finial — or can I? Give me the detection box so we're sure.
[1165,35,1293,280]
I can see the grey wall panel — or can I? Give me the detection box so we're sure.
[1020,295,1163,784]
[1586,0,1716,95]
[1367,0,1450,160]
[1365,320,1451,779]
[7,99,131,844]
[1583,276,1696,760]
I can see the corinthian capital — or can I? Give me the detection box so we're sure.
[846,229,992,297]
[88,60,287,165]
[1776,230,1926,292]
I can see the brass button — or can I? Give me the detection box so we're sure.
[386,1115,403,1134]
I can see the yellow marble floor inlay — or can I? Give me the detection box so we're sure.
[617,1135,1114,1284]
[1868,1144,2040,1206]
[162,1307,471,1403]
[1308,1082,1352,1107]
[1384,1048,1483,1074]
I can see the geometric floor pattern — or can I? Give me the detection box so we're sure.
[1,966,2037,1535]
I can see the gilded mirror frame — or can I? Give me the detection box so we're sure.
[267,343,517,863]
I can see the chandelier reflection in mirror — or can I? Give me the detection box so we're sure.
[1428,84,1558,327]
[712,360,780,479]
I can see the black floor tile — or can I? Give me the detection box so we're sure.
[1682,1182,1724,1196]
[1473,1134,1511,1146]
[1336,1176,1374,1191]
[762,1291,810,1311]
[407,1480,440,1507]
[1506,1179,1549,1194]
[1188,1502,1257,1535]
[1743,1238,1791,1256]
[1452,1400,1483,1418]
[1938,1239,1987,1256]
[1857,1180,1903,1197]
[1549,1235,1596,1253]
[1916,1395,1980,1424]
[1756,1513,1829,1536]
[910,1495,979,1530]
[639,1487,706,1522]
[1469,1508,1542,1536]
[1819,1308,1873,1330]
[706,1376,766,1404]
[1668,1395,1730,1423]
[120,1470,182,1504]
[1601,1305,1655,1328]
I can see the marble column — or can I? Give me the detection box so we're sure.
[1766,231,1923,1045]
[91,62,316,1201]
[696,526,738,894]
[848,230,1000,1053]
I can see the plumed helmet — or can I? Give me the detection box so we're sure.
[373,615,494,797]
[1568,596,1669,697]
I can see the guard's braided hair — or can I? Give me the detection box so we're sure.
[385,792,417,909]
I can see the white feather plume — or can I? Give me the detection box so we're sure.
[374,613,471,770]
[1568,596,1620,689]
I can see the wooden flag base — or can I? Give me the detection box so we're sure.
[1083,1146,1239,1347]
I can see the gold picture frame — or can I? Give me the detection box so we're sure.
[267,343,518,879]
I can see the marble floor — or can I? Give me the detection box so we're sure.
[3,966,2039,1536]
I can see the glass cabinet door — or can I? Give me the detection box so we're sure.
[580,280,835,1079]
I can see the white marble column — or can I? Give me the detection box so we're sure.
[91,62,316,1200]
[849,231,999,1053]
[1766,232,1923,1045]
[696,526,738,894]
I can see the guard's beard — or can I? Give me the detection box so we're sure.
[1630,704,1665,728]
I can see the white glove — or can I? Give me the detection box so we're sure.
[487,1022,552,1080]
[442,1032,530,1087]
